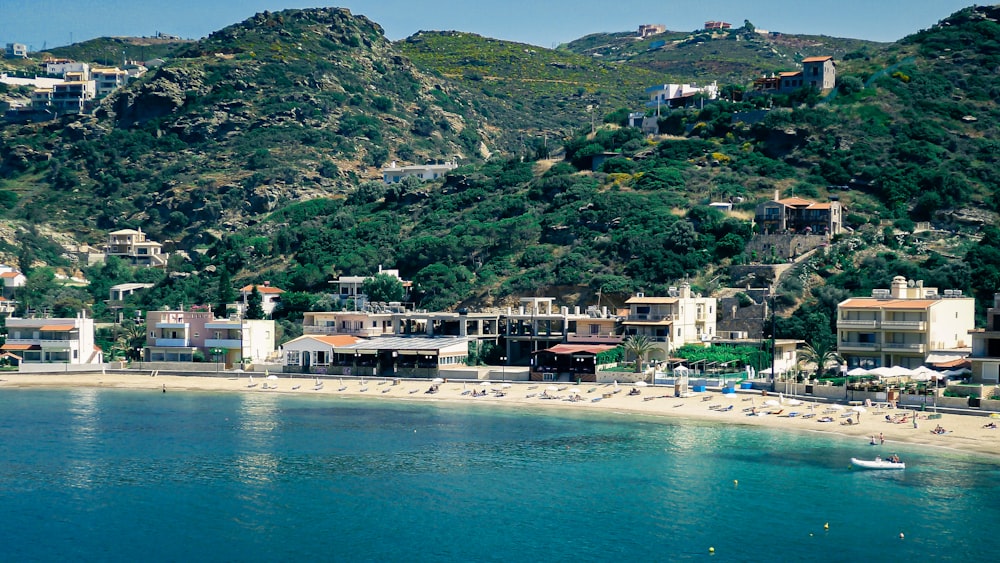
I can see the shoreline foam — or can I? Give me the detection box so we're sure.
[3,371,998,461]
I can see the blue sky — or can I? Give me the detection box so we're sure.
[0,0,976,52]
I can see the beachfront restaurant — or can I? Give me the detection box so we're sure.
[326,336,469,378]
[531,344,619,383]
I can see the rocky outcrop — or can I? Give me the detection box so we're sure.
[105,66,209,126]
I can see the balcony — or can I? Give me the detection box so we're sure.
[155,338,191,347]
[838,319,878,328]
[839,341,879,350]
[881,320,926,331]
[205,338,241,349]
[881,342,925,353]
[566,334,624,344]
[624,314,673,322]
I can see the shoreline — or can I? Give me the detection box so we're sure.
[4,371,999,461]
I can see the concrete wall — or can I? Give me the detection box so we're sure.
[18,363,110,373]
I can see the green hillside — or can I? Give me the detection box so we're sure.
[561,23,886,85]
[396,31,662,142]
[1,5,999,339]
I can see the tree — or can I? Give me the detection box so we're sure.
[797,341,842,380]
[245,286,264,319]
[362,273,405,303]
[214,269,235,319]
[622,334,656,376]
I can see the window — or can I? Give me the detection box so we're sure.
[590,324,600,335]
[286,351,300,366]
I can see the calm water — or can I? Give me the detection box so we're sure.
[1,388,998,562]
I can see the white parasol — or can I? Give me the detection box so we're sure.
[635,381,648,387]
[432,377,444,384]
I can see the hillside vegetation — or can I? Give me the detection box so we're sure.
[0,5,999,343]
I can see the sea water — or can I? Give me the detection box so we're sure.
[1,388,998,562]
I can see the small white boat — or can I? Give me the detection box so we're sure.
[851,457,905,470]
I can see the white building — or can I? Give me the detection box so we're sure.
[104,228,168,268]
[2,311,101,364]
[381,161,458,184]
[621,286,718,361]
[5,43,28,58]
[45,61,91,80]
[92,67,129,97]
[645,82,719,111]
[239,284,285,318]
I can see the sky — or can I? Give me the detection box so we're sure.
[0,0,977,52]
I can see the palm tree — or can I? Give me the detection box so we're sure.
[623,334,656,378]
[797,340,842,380]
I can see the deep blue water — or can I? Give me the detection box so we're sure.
[1,388,998,562]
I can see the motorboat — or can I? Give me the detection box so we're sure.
[851,457,905,470]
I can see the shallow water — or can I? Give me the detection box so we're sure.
[1,388,997,562]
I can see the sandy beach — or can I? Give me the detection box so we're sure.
[3,371,998,460]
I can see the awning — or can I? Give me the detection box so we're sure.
[924,352,969,364]
[538,344,619,355]
[39,325,74,331]
[1,344,41,350]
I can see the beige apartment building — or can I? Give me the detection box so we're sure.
[837,276,974,370]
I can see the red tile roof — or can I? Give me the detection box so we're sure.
[240,284,285,294]
[541,344,619,355]
[802,56,833,63]
[840,298,939,309]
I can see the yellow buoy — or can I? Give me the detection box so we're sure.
[733,479,738,486]
[824,523,829,530]
[899,533,905,539]
[709,547,715,553]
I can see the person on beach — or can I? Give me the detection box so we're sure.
[879,432,884,445]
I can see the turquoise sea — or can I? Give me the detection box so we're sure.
[1,388,999,562]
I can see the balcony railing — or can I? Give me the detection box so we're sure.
[839,341,879,349]
[566,334,624,343]
[205,338,241,349]
[624,314,673,322]
[881,321,926,330]
[155,338,191,347]
[881,342,925,353]
[838,319,878,328]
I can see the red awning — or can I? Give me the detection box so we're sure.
[1,344,40,350]
[538,344,619,355]
[39,325,74,331]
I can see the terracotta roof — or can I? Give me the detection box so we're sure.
[776,197,815,206]
[802,56,833,63]
[1,344,40,350]
[312,335,360,347]
[40,325,74,331]
[779,71,802,77]
[840,298,939,309]
[932,358,970,369]
[807,203,834,209]
[240,285,285,294]
[0,271,23,278]
[540,344,619,355]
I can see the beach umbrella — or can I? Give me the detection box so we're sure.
[635,381,648,387]
[501,383,512,389]
[786,399,803,406]
[851,406,867,413]
[547,386,559,392]
[764,399,780,407]
[480,381,492,387]
[432,377,444,384]
[847,367,869,377]
[267,375,278,380]
[830,404,845,411]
